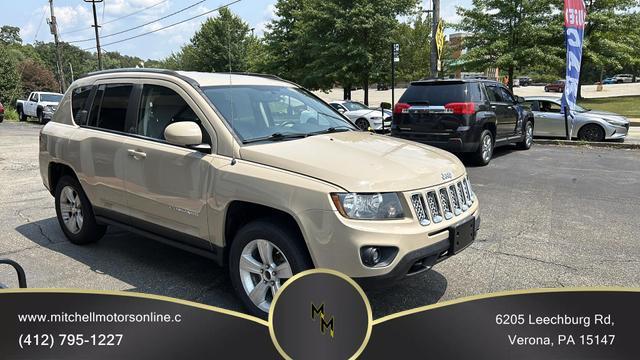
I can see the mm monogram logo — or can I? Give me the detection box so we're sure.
[311,303,335,338]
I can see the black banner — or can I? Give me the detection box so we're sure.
[1,272,638,359]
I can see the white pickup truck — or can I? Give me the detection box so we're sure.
[16,91,63,124]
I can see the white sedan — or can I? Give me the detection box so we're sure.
[329,100,392,132]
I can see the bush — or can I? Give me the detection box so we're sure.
[3,106,19,121]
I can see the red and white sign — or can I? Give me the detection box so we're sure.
[565,0,586,28]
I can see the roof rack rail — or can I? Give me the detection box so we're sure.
[81,67,180,79]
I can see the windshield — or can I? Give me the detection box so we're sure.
[203,85,355,142]
[40,94,63,102]
[343,101,369,111]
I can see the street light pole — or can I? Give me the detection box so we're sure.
[85,0,103,70]
[430,0,440,78]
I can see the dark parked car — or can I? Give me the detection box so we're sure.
[517,77,532,87]
[391,79,534,166]
[0,101,4,123]
[544,80,565,93]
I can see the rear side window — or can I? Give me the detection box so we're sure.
[485,85,504,102]
[399,82,483,105]
[89,84,133,132]
[71,86,93,125]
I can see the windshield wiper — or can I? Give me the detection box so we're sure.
[307,126,353,136]
[242,132,308,144]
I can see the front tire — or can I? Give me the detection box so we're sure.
[471,130,494,166]
[516,120,533,150]
[37,110,46,125]
[54,175,106,245]
[229,219,312,318]
[356,118,370,131]
[578,124,605,142]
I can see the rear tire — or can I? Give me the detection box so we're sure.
[471,130,494,166]
[229,219,312,318]
[18,108,26,122]
[54,175,106,245]
[577,124,605,142]
[516,120,533,150]
[544,87,549,92]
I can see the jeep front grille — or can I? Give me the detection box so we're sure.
[411,194,430,226]
[412,177,475,227]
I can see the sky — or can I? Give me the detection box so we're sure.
[0,0,472,61]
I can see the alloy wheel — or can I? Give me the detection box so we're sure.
[525,123,533,147]
[59,186,83,234]
[356,119,369,131]
[239,239,293,313]
[482,133,493,162]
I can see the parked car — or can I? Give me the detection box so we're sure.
[612,74,634,83]
[517,77,532,87]
[16,91,63,124]
[391,79,534,166]
[602,77,616,85]
[524,96,629,142]
[329,100,392,132]
[0,101,4,123]
[376,83,390,91]
[544,80,565,93]
[40,69,480,317]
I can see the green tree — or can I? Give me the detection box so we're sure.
[180,8,253,72]
[456,0,563,90]
[0,25,22,46]
[263,0,417,104]
[578,0,640,98]
[393,9,432,83]
[0,45,21,105]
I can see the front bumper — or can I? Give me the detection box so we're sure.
[299,194,480,280]
[606,124,629,140]
[370,119,392,132]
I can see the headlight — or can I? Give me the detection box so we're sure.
[331,193,404,220]
[45,105,54,112]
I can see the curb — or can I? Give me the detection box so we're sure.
[534,139,640,150]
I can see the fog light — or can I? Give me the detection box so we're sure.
[361,247,381,267]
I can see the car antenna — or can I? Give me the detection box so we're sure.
[227,21,237,166]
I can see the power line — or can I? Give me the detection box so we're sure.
[70,0,210,44]
[33,7,48,42]
[60,0,168,35]
[81,0,241,51]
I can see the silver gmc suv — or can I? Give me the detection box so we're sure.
[39,69,480,316]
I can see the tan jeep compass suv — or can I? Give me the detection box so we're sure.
[39,69,480,316]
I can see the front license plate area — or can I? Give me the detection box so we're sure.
[450,217,476,254]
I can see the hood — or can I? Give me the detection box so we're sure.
[346,109,392,118]
[239,131,466,192]
[582,110,628,124]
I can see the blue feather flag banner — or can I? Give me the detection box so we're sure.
[562,0,587,126]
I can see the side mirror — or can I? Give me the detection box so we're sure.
[337,108,346,113]
[516,96,525,104]
[164,122,203,147]
[380,102,392,110]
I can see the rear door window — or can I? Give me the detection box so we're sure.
[89,84,133,132]
[399,82,483,105]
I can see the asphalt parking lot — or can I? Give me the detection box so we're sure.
[1,121,639,318]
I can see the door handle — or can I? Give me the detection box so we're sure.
[127,149,147,159]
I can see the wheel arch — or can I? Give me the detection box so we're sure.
[48,162,79,196]
[223,201,311,265]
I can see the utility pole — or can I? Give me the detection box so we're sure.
[85,0,104,70]
[430,0,440,78]
[48,0,66,92]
